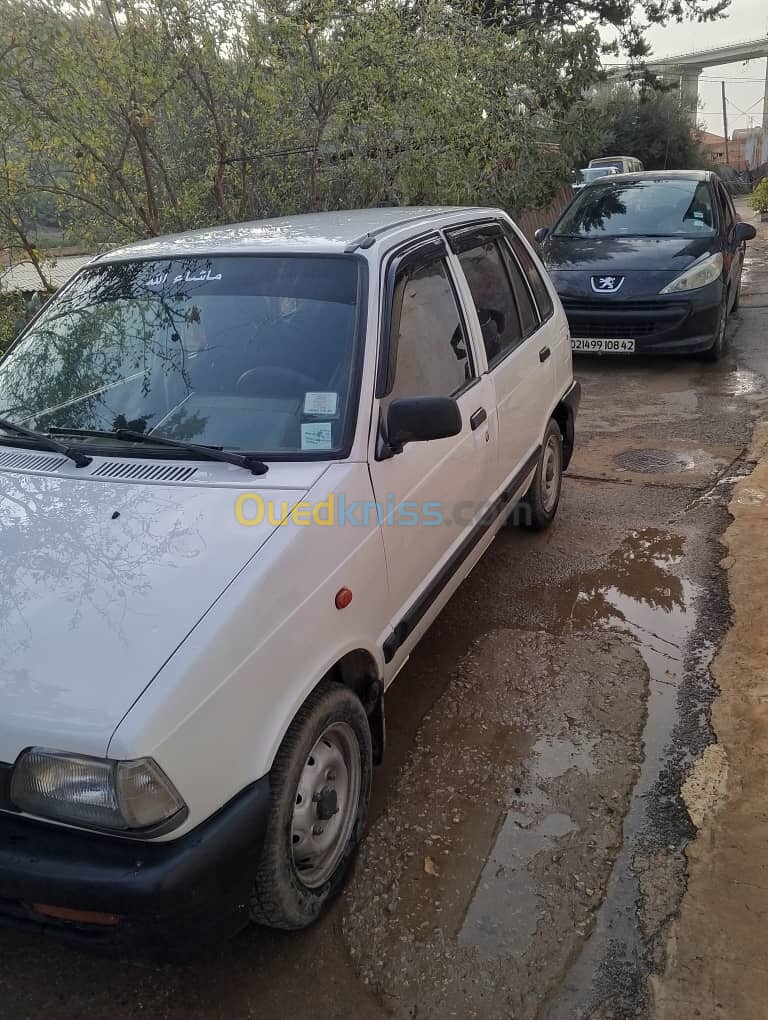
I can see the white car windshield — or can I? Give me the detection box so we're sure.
[0,255,364,457]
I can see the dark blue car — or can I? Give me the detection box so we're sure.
[535,170,756,361]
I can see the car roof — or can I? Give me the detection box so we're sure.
[598,169,713,184]
[97,206,489,262]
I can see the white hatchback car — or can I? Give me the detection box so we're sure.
[0,206,579,957]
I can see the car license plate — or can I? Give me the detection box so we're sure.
[571,337,635,353]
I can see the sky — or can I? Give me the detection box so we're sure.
[609,0,767,136]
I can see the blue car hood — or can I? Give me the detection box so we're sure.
[543,234,716,273]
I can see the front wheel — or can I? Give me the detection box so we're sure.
[701,301,727,363]
[524,419,563,530]
[731,278,741,314]
[250,683,372,929]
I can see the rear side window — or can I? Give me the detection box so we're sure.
[504,231,554,319]
[456,239,525,364]
[385,257,474,405]
[497,244,538,337]
[716,183,735,233]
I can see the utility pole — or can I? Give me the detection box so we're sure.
[722,81,730,166]
[763,55,768,132]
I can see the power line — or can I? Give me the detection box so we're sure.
[699,76,768,83]
[602,71,768,83]
[725,95,767,118]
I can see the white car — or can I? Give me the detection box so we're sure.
[571,166,620,190]
[0,206,579,957]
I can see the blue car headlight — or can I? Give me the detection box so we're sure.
[660,253,723,295]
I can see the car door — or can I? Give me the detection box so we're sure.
[503,224,567,406]
[715,180,744,309]
[447,222,555,495]
[368,236,498,639]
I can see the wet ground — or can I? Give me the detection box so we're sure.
[1,211,767,1018]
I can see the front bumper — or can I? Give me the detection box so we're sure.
[0,776,270,960]
[561,280,724,355]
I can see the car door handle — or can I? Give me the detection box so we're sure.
[470,407,487,431]
[539,346,551,363]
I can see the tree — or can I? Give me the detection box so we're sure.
[567,86,707,171]
[464,0,729,65]
[0,0,725,255]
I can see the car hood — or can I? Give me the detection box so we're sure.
[544,234,716,273]
[0,457,324,763]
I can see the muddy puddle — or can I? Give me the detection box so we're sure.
[545,531,706,1018]
[343,527,701,1019]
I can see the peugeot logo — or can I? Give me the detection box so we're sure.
[591,275,624,293]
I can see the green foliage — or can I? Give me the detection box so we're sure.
[749,179,768,214]
[466,0,729,64]
[0,292,42,357]
[567,87,708,171]
[0,0,727,254]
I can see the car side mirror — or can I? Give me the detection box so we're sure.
[534,227,550,245]
[383,397,462,456]
[733,222,757,244]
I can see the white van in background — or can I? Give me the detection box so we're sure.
[588,155,645,174]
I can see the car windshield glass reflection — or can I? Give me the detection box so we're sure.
[555,180,716,239]
[0,256,362,456]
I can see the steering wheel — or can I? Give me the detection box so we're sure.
[235,366,323,397]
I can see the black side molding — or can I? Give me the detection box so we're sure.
[382,446,541,663]
[555,380,581,470]
[562,379,581,419]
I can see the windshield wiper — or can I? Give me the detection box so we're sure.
[116,429,269,475]
[49,426,268,475]
[0,416,92,468]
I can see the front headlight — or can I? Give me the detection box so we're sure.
[10,748,187,833]
[660,252,723,294]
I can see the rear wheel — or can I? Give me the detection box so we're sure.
[524,419,563,530]
[250,683,372,929]
[701,301,727,363]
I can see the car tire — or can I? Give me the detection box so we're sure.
[701,300,728,363]
[731,280,741,314]
[523,419,563,530]
[250,682,372,930]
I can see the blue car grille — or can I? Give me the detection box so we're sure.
[563,300,688,339]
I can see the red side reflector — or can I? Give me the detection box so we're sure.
[32,903,120,926]
[335,587,353,610]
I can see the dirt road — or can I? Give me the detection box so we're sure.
[1,203,766,1019]
[650,217,768,1018]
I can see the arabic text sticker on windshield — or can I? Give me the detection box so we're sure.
[304,392,338,417]
[301,422,333,450]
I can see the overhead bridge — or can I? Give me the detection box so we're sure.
[608,36,768,126]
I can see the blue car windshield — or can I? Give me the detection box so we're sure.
[555,179,717,238]
[0,255,364,457]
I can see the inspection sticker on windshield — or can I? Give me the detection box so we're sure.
[301,422,333,450]
[304,391,338,416]
[572,338,635,353]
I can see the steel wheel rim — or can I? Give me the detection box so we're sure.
[290,721,361,888]
[541,436,561,513]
